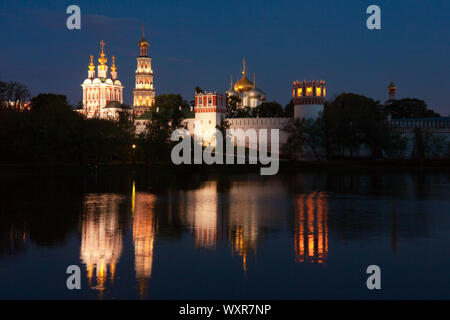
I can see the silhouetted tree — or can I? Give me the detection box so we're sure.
[384,98,440,119]
[284,99,294,117]
[0,81,30,109]
[252,101,284,117]
[194,86,204,94]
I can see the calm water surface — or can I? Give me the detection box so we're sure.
[0,169,449,299]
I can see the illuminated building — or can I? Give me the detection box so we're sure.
[292,80,326,120]
[132,188,157,298]
[386,80,397,104]
[226,58,266,108]
[80,194,124,297]
[294,192,328,264]
[133,25,156,117]
[79,40,129,120]
[3,100,31,111]
[193,92,227,145]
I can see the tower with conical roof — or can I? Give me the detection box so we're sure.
[388,81,397,101]
[133,23,156,117]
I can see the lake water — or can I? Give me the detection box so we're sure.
[0,168,449,299]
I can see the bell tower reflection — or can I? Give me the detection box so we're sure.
[294,192,328,264]
[80,194,124,298]
[231,225,258,273]
[132,185,157,299]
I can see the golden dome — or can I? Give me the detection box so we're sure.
[139,23,149,47]
[388,81,397,90]
[111,56,117,72]
[234,58,254,92]
[88,55,95,71]
[98,40,107,65]
[234,76,254,92]
[139,37,149,47]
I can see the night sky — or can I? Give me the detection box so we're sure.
[0,0,449,115]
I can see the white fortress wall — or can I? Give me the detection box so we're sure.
[227,117,290,148]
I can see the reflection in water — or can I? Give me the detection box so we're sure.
[80,194,124,298]
[0,223,28,259]
[230,225,258,273]
[184,182,218,249]
[294,192,328,264]
[227,181,264,273]
[2,171,449,299]
[132,189,157,298]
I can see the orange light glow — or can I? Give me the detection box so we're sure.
[294,192,328,264]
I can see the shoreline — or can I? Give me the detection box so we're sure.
[1,159,450,176]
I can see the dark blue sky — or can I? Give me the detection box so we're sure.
[0,0,449,115]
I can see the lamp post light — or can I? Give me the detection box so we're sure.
[131,144,136,164]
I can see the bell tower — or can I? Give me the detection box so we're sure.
[387,81,397,102]
[133,23,156,117]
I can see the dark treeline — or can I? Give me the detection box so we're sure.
[0,90,189,165]
[0,93,135,164]
[284,93,448,160]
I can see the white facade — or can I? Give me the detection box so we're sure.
[79,41,128,121]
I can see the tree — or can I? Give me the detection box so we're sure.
[284,118,325,160]
[252,101,284,117]
[284,99,294,117]
[30,93,71,112]
[413,129,448,159]
[137,94,189,163]
[384,98,440,119]
[323,93,383,158]
[226,95,242,118]
[380,130,408,159]
[194,86,204,94]
[0,81,30,109]
[0,92,137,164]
